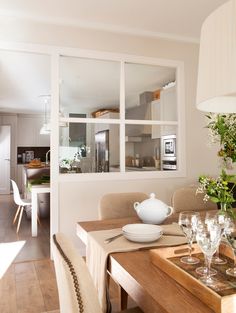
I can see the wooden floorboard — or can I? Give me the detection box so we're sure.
[0,194,135,313]
[0,259,60,313]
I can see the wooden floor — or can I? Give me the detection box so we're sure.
[0,194,58,312]
[0,259,60,313]
[0,195,134,313]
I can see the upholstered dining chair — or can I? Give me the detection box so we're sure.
[98,192,148,220]
[52,233,143,313]
[11,179,32,233]
[171,185,217,213]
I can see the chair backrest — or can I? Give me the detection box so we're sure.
[171,186,217,213]
[11,179,23,206]
[99,192,148,220]
[52,233,103,313]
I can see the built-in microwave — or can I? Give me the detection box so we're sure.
[161,135,177,170]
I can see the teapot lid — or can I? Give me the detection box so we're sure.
[138,192,168,209]
[150,193,156,199]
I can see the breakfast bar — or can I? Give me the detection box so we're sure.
[31,184,50,237]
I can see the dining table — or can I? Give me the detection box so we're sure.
[31,183,50,237]
[76,213,216,313]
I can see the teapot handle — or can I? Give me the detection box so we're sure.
[166,206,174,217]
[133,202,139,211]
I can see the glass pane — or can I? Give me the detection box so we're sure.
[125,62,176,121]
[59,56,120,118]
[59,122,120,173]
[125,124,177,171]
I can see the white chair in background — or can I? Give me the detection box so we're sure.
[11,179,32,233]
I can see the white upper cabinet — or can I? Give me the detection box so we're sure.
[151,86,177,138]
[17,115,50,147]
[160,86,177,136]
[151,99,161,139]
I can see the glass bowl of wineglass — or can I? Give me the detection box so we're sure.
[205,211,230,265]
[178,211,200,264]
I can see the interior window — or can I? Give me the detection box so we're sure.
[59,55,180,175]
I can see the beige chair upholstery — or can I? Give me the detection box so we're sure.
[98,192,148,220]
[171,186,217,213]
[52,233,143,313]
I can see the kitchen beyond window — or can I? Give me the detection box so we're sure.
[58,53,185,177]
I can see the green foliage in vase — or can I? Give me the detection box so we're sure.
[197,170,236,219]
[206,113,236,164]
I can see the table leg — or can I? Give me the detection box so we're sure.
[31,191,38,237]
[118,285,128,311]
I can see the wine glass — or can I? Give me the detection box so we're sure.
[205,211,229,265]
[196,222,222,287]
[225,220,236,277]
[178,211,200,264]
[195,254,217,276]
[195,217,217,276]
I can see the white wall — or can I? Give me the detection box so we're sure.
[0,17,220,253]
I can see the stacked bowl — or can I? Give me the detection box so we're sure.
[122,224,163,243]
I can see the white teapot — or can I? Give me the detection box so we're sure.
[134,193,173,224]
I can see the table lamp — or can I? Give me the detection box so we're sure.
[196,0,236,113]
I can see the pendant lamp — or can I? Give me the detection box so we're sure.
[39,95,51,135]
[196,0,236,113]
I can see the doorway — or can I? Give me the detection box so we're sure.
[0,48,51,264]
[0,125,11,194]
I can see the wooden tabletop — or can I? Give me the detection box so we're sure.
[77,214,215,313]
[76,213,181,245]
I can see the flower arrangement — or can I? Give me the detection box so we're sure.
[206,113,236,166]
[197,170,236,218]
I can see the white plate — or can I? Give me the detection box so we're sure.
[123,231,162,243]
[122,224,162,235]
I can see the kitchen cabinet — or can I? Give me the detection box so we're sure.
[151,100,161,139]
[94,112,118,132]
[17,115,50,147]
[151,86,177,138]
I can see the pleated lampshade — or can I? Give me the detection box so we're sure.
[196,0,236,113]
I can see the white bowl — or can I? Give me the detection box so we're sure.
[123,232,162,243]
[122,224,162,235]
[122,224,163,243]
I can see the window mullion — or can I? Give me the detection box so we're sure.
[120,61,125,173]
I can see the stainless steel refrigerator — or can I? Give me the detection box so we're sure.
[95,130,109,172]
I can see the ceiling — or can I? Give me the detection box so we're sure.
[0,0,228,114]
[0,0,228,41]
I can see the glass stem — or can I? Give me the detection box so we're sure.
[206,255,212,280]
[233,250,236,270]
[215,247,220,259]
[188,237,193,259]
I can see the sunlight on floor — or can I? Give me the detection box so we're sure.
[0,240,26,279]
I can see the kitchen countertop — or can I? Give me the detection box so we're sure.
[125,166,159,171]
[23,162,50,169]
[23,163,50,180]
